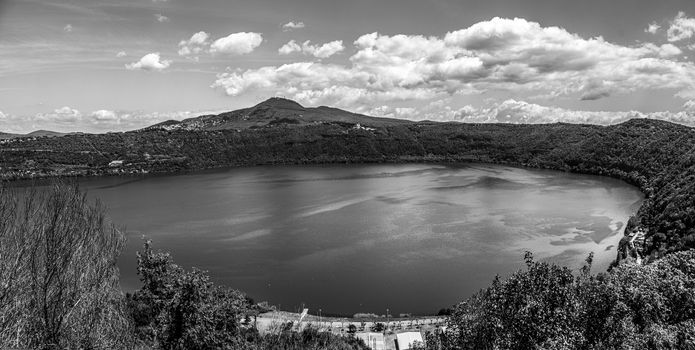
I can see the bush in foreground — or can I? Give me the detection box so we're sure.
[129,240,250,349]
[130,240,369,350]
[444,251,695,350]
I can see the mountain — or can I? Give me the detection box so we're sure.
[145,97,413,131]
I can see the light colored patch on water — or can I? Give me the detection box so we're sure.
[169,213,269,231]
[296,197,371,218]
[549,227,598,246]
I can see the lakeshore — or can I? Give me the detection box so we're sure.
[253,311,447,350]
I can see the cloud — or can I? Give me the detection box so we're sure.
[667,12,695,42]
[660,43,683,57]
[35,106,82,125]
[684,100,695,112]
[209,32,263,55]
[178,31,210,60]
[77,110,205,132]
[278,40,301,55]
[91,109,118,121]
[63,24,73,32]
[282,21,305,31]
[366,105,420,120]
[645,22,661,34]
[213,17,695,110]
[53,106,81,118]
[125,53,171,71]
[0,107,227,134]
[278,40,345,58]
[116,51,127,57]
[368,99,695,127]
[155,13,169,22]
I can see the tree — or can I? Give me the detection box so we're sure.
[0,182,131,349]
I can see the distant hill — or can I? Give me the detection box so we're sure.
[28,130,67,137]
[0,130,68,140]
[0,132,20,140]
[145,97,412,131]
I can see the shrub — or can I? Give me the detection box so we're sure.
[131,240,250,349]
[444,251,695,350]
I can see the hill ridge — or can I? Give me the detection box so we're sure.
[144,97,412,132]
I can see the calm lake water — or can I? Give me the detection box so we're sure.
[76,163,642,315]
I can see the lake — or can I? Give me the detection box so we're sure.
[76,163,643,315]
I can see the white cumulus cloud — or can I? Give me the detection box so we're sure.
[155,14,169,22]
[278,40,344,58]
[178,31,210,60]
[116,51,127,57]
[667,12,695,42]
[684,100,695,112]
[213,16,695,111]
[63,24,73,32]
[34,107,82,125]
[370,99,695,127]
[278,40,301,55]
[209,32,263,55]
[658,43,683,57]
[0,107,227,134]
[282,21,305,31]
[645,22,661,34]
[91,110,118,121]
[125,53,171,71]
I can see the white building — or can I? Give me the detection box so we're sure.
[395,332,424,350]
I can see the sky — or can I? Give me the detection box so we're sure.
[2,0,695,133]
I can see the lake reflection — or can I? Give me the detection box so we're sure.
[77,163,643,315]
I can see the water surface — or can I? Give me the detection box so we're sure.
[77,163,643,315]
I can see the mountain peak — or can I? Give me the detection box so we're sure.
[254,97,305,110]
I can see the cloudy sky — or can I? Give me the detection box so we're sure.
[2,0,695,133]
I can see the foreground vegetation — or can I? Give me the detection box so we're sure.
[440,251,695,349]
